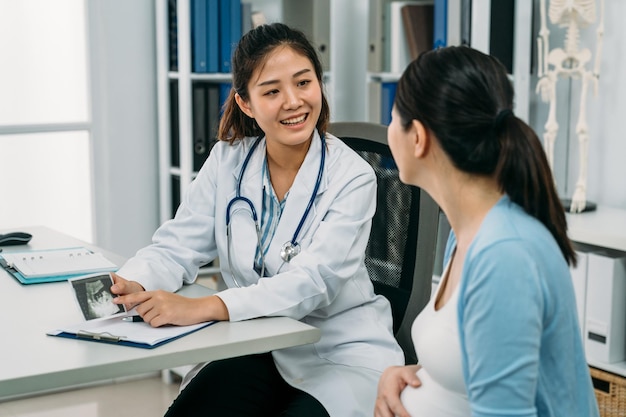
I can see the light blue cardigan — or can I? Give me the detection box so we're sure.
[446,196,599,417]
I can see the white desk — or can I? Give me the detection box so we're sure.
[565,206,626,378]
[0,226,321,400]
[566,205,626,252]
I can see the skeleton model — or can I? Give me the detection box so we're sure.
[536,0,604,212]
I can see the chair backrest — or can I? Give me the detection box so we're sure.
[329,122,440,364]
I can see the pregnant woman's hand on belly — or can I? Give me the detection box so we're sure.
[375,364,422,417]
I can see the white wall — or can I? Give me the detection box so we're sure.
[529,0,626,210]
[88,0,160,258]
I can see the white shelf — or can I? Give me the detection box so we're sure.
[588,358,626,378]
[566,205,626,253]
[368,71,403,83]
[190,73,233,82]
[166,72,233,82]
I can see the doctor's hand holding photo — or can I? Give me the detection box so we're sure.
[111,22,404,417]
[111,272,229,326]
[374,46,599,417]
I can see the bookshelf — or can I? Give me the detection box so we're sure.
[156,0,232,223]
[366,0,533,125]
[366,0,437,125]
[468,0,533,122]
[155,0,334,224]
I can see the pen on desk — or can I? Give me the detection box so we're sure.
[122,315,144,322]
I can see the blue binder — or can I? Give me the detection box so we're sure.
[192,0,208,73]
[433,0,448,49]
[207,0,219,72]
[380,81,397,126]
[219,0,242,73]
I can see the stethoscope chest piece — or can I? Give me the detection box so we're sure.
[280,241,301,263]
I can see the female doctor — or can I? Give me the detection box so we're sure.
[112,23,404,417]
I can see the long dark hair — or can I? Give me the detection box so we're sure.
[218,22,330,142]
[395,46,576,266]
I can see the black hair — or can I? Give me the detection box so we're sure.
[395,46,576,266]
[218,22,330,142]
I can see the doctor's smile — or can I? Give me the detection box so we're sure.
[281,113,308,126]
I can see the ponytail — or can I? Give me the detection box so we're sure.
[496,114,577,267]
[218,88,261,143]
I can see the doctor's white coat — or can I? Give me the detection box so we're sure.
[117,130,404,416]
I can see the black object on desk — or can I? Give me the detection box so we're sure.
[122,315,144,322]
[561,199,597,213]
[0,232,32,246]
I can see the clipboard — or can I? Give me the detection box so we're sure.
[47,316,216,349]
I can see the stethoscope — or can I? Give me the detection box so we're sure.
[226,133,326,287]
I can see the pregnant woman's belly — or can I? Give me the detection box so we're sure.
[400,367,470,417]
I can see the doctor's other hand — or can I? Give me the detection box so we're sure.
[113,290,229,327]
[374,364,422,417]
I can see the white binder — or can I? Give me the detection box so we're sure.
[585,251,626,363]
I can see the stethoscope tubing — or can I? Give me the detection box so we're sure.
[226,133,326,287]
[288,136,326,248]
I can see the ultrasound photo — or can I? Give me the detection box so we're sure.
[69,273,125,320]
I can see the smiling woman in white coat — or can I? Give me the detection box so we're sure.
[111,23,404,417]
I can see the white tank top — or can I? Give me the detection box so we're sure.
[400,265,470,416]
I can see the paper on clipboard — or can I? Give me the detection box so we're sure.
[47,316,215,348]
[48,282,218,348]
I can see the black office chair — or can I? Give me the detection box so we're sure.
[329,122,441,364]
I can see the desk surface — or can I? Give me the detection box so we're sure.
[0,226,321,400]
[566,205,626,252]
